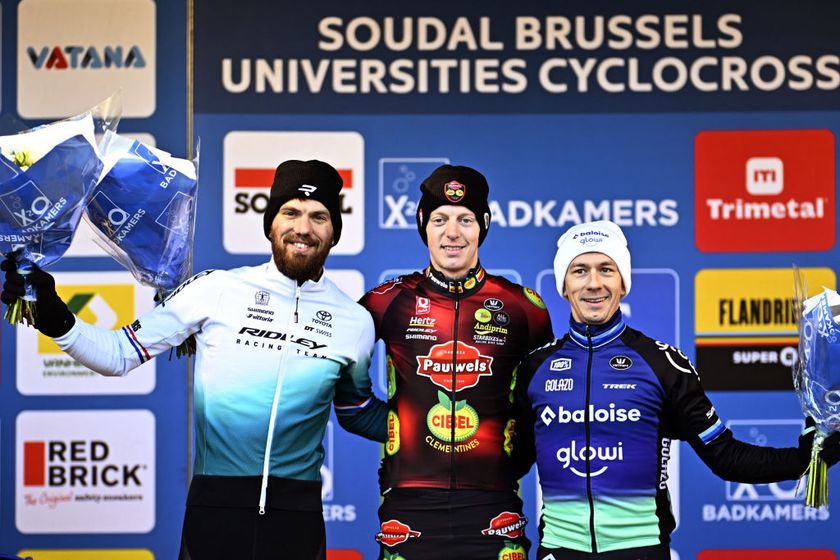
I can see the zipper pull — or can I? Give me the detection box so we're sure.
[294,286,301,323]
[259,506,265,515]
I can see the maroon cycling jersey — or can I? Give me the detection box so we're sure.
[360,264,554,491]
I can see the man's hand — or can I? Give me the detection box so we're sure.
[799,416,840,468]
[1,257,75,337]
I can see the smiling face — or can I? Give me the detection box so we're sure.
[563,252,624,325]
[425,205,480,280]
[269,198,334,283]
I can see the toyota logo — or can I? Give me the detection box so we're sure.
[317,310,332,321]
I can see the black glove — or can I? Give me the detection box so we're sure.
[798,416,840,468]
[1,257,75,337]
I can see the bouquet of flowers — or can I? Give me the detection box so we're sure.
[0,99,119,325]
[792,268,840,508]
[86,133,199,292]
[85,134,199,355]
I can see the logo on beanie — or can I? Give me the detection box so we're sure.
[444,180,465,203]
[298,184,317,197]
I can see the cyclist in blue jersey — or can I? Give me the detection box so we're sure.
[2,160,386,560]
[514,220,840,560]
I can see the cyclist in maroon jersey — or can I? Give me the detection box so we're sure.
[360,164,554,559]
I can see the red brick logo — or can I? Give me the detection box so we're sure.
[694,129,835,252]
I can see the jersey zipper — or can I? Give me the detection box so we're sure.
[585,325,597,553]
[257,283,302,514]
[450,286,462,488]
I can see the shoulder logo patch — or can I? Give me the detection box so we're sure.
[609,355,632,370]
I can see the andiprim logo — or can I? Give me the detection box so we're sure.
[223,131,365,255]
[16,271,156,396]
[695,129,835,252]
[16,410,155,534]
[17,0,156,118]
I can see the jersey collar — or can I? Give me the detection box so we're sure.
[568,310,626,348]
[264,259,328,293]
[424,262,486,296]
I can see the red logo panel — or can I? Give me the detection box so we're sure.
[698,550,836,560]
[695,129,835,252]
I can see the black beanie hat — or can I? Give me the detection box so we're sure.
[416,164,491,246]
[262,160,343,245]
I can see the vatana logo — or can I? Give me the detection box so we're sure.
[386,410,400,455]
[481,511,527,538]
[376,519,421,547]
[609,355,632,370]
[444,180,465,203]
[26,45,147,69]
[427,391,479,442]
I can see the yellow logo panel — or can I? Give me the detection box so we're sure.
[18,550,153,560]
[695,267,835,342]
[38,283,136,353]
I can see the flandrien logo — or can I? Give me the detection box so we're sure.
[695,129,835,252]
[16,410,155,533]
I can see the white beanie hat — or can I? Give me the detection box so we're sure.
[553,220,632,298]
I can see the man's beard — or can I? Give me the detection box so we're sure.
[271,233,330,283]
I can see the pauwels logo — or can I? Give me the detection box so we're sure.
[224,131,364,255]
[376,519,421,546]
[695,129,835,252]
[17,0,156,118]
[16,410,155,533]
[416,340,493,391]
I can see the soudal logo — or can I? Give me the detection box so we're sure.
[26,45,146,69]
[23,440,145,487]
[232,166,353,215]
[237,327,327,350]
[375,519,421,546]
[695,129,835,252]
[550,358,571,371]
[480,511,527,538]
[609,355,632,370]
[541,404,641,426]
[416,340,493,391]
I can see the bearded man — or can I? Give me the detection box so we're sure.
[1,160,386,560]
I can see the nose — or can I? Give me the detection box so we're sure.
[444,220,460,238]
[584,270,603,289]
[293,216,313,235]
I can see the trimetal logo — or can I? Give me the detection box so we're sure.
[695,129,835,252]
[224,131,364,255]
[26,45,146,69]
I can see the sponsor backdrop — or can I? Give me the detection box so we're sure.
[2,1,840,559]
[0,0,188,558]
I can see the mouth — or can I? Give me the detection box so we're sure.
[285,237,317,255]
[582,296,609,307]
[441,244,466,256]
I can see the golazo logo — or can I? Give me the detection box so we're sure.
[23,440,145,487]
[26,45,147,69]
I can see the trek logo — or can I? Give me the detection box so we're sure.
[237,327,327,349]
[26,45,147,69]
[23,440,145,487]
[299,184,317,196]
[549,358,571,371]
[609,356,632,370]
[603,383,636,390]
[746,157,783,195]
